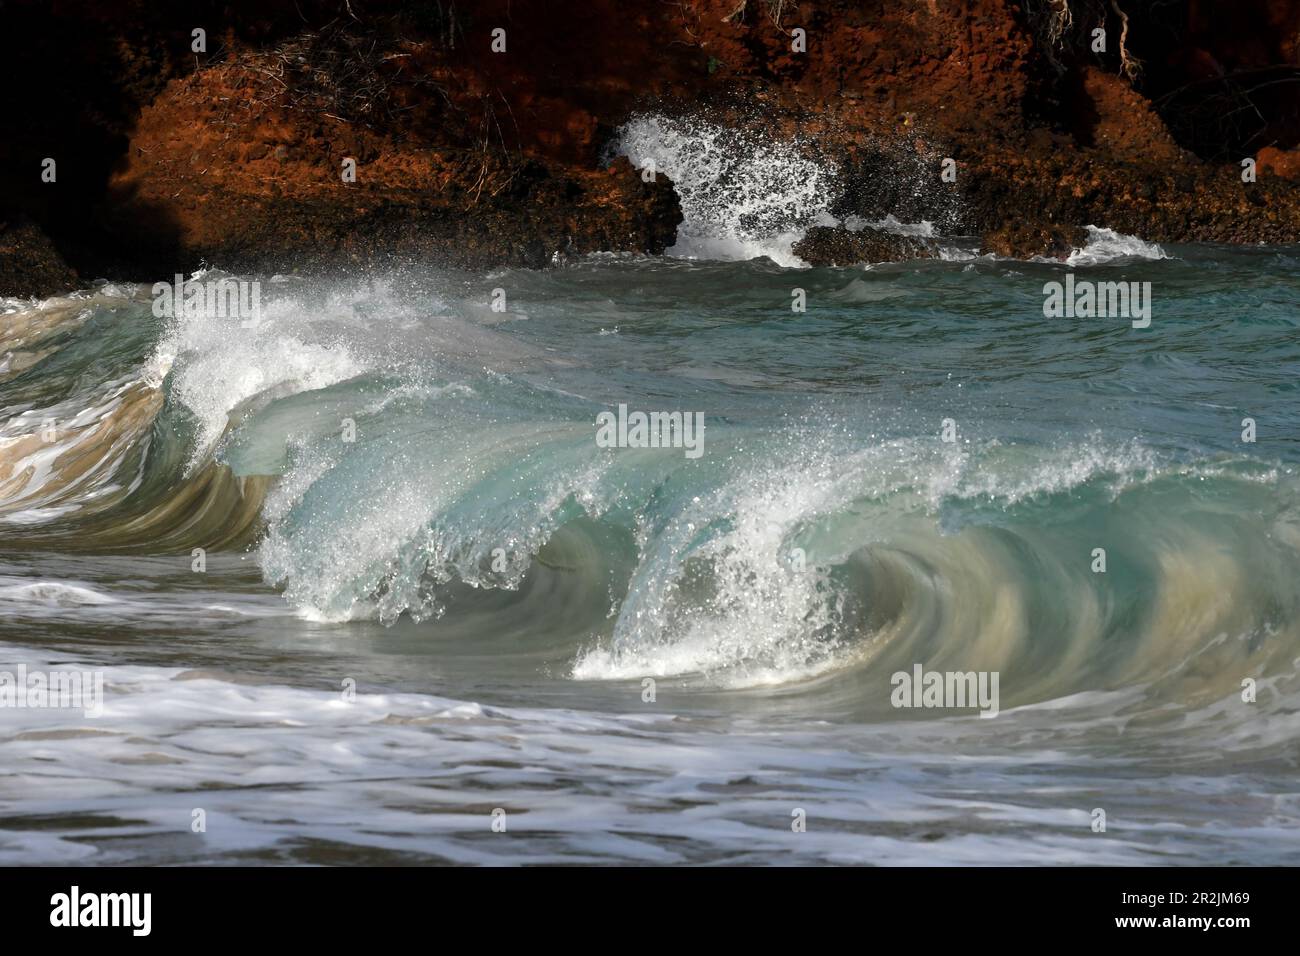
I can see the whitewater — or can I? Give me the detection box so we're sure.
[1,118,1299,864]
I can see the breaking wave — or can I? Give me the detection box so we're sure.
[1067,225,1170,266]
[2,271,1298,724]
[612,114,839,265]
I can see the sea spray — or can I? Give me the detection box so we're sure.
[611,114,839,265]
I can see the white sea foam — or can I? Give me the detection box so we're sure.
[0,582,120,606]
[612,115,838,267]
[0,644,1293,865]
[0,571,291,622]
[575,452,856,685]
[152,283,369,472]
[1066,225,1169,266]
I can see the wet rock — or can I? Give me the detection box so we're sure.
[980,223,1088,260]
[793,226,937,266]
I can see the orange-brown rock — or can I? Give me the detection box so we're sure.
[3,0,1300,294]
[1258,146,1300,180]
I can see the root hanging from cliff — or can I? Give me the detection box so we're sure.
[723,0,796,29]
[1110,1,1143,83]
[1025,0,1141,84]
[1047,0,1073,46]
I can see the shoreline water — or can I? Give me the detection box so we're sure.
[2,242,1298,864]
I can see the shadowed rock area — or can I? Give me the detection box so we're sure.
[2,0,1300,294]
[793,226,937,266]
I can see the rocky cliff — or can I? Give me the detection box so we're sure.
[3,0,1299,295]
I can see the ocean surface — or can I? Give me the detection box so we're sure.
[3,121,1300,864]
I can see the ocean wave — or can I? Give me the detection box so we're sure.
[1065,225,1170,266]
[1,269,1296,719]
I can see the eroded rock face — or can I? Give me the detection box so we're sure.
[104,84,684,275]
[981,223,1089,260]
[793,226,937,266]
[1259,146,1300,181]
[0,217,79,299]
[2,0,1299,294]
[1070,68,1185,165]
[91,17,689,277]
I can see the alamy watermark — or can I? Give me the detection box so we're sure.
[50,886,150,936]
[596,403,705,459]
[891,664,999,718]
[1043,274,1151,328]
[0,664,104,718]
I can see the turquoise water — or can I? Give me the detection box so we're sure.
[1,235,1299,864]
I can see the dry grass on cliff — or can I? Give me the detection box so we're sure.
[723,1,797,31]
[221,25,446,129]
[199,21,523,204]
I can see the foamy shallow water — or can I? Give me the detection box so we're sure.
[3,642,1297,865]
